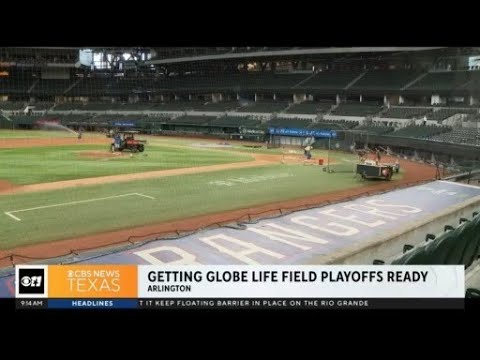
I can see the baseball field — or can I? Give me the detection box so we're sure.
[0,129,435,261]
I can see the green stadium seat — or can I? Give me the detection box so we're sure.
[444,220,473,265]
[351,70,423,90]
[466,288,480,298]
[444,225,455,232]
[391,214,480,268]
[425,233,436,242]
[461,215,480,268]
[407,71,470,91]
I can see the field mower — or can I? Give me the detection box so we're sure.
[111,131,146,153]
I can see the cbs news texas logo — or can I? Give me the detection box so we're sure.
[15,265,137,298]
[16,265,48,298]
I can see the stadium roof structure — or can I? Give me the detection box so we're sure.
[147,47,447,65]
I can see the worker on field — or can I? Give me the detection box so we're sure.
[375,148,381,165]
[304,145,312,160]
[357,149,366,163]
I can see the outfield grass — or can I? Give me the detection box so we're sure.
[0,163,396,249]
[0,144,253,184]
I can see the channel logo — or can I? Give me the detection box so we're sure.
[48,265,137,298]
[15,265,49,298]
[20,274,43,288]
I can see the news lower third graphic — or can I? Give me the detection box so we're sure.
[13,265,465,310]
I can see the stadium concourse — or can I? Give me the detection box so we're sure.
[1,46,480,298]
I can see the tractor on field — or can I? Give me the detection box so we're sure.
[111,131,146,153]
[356,161,394,180]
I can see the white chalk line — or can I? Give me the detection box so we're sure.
[4,193,155,221]
[133,193,155,200]
[4,212,21,221]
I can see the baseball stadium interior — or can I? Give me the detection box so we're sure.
[0,46,479,300]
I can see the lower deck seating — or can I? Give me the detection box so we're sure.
[332,103,382,116]
[429,128,480,146]
[266,117,312,128]
[388,125,451,139]
[355,124,395,135]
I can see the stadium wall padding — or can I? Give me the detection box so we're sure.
[308,194,480,266]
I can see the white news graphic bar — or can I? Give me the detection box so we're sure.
[137,265,465,298]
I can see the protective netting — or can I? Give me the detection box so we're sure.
[0,47,316,136]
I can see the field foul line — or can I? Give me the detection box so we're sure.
[4,193,155,222]
[4,212,21,221]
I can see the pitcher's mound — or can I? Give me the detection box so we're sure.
[77,151,125,159]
